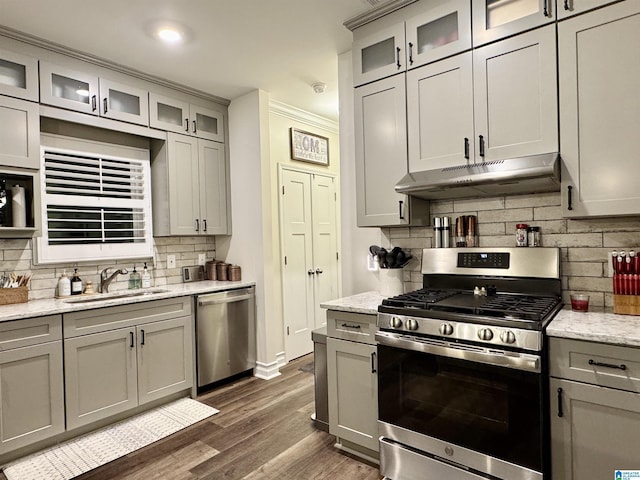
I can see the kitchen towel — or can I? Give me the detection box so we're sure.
[2,398,219,480]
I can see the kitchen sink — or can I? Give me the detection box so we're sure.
[63,289,170,304]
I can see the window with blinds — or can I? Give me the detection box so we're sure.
[36,146,153,264]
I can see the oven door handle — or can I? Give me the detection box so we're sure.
[376,332,541,373]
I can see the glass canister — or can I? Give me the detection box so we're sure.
[528,226,541,247]
[516,223,528,247]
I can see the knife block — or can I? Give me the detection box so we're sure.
[613,295,640,315]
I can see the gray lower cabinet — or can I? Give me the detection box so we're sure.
[549,337,640,479]
[64,298,194,430]
[0,315,64,455]
[326,310,378,458]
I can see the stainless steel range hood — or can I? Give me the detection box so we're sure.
[395,153,560,200]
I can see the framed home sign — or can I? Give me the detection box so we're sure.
[289,128,329,166]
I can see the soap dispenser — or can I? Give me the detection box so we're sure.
[141,262,152,288]
[129,265,141,289]
[58,271,71,297]
[70,268,83,295]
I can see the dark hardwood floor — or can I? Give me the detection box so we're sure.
[3,355,381,480]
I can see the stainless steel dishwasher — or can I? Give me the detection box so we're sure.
[196,286,256,389]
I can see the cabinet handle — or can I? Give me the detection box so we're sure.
[396,46,402,70]
[479,135,485,158]
[195,219,200,232]
[398,200,404,220]
[557,387,563,417]
[543,0,550,17]
[315,268,323,274]
[184,119,189,131]
[203,219,207,232]
[130,331,135,348]
[563,0,570,10]
[307,269,315,275]
[371,352,377,373]
[341,323,361,330]
[91,95,97,112]
[588,359,627,371]
[408,42,414,66]
[567,185,573,211]
[140,329,145,346]
[193,120,197,133]
[464,137,470,160]
[103,97,108,113]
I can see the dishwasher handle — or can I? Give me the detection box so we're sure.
[198,291,254,307]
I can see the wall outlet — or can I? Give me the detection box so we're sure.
[198,253,206,266]
[167,254,176,269]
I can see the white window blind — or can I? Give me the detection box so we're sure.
[36,146,153,264]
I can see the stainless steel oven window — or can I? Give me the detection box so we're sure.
[377,344,545,473]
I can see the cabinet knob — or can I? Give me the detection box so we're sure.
[307,269,315,275]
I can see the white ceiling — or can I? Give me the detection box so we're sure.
[0,0,374,122]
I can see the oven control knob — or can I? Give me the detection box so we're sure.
[500,330,516,344]
[477,328,494,341]
[406,318,419,331]
[439,323,454,336]
[391,317,403,328]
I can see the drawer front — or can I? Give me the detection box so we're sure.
[550,337,640,392]
[64,296,193,338]
[327,310,377,344]
[0,315,62,350]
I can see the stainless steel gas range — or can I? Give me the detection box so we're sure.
[376,248,562,480]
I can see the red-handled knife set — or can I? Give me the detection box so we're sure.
[612,250,640,315]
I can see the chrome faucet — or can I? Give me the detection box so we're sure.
[100,267,128,293]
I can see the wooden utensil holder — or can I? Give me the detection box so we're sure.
[0,286,28,305]
[613,295,640,315]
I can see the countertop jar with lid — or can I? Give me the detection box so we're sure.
[528,226,541,247]
[516,224,528,247]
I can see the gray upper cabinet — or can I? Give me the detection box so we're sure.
[39,61,149,126]
[559,0,640,217]
[0,96,40,169]
[472,0,555,47]
[352,0,471,87]
[152,133,229,236]
[354,74,429,227]
[549,337,640,480]
[557,0,619,20]
[0,48,39,101]
[149,92,225,142]
[407,24,557,172]
[472,24,558,162]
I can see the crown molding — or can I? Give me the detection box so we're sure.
[343,0,418,31]
[269,99,339,135]
[0,25,230,106]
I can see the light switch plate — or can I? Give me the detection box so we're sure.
[167,254,176,269]
[198,253,206,266]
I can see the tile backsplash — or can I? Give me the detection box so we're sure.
[0,236,216,300]
[382,192,640,309]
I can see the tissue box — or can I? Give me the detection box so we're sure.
[0,287,28,305]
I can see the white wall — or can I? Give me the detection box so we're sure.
[338,50,383,296]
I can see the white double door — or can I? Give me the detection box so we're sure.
[280,166,339,361]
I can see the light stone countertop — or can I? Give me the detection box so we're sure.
[0,280,255,323]
[546,308,640,348]
[320,291,385,315]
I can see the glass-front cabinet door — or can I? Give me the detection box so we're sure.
[39,62,99,115]
[98,78,149,126]
[352,22,406,87]
[405,0,471,70]
[0,49,38,102]
[149,92,190,135]
[190,105,224,143]
[472,0,554,47]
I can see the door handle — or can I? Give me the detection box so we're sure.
[567,185,573,211]
[195,219,200,232]
[396,46,402,69]
[203,219,207,232]
[371,352,377,373]
[315,268,323,274]
[588,359,627,370]
[140,329,145,346]
[193,120,197,133]
[543,0,550,17]
[91,95,97,112]
[464,137,470,160]
[103,97,108,113]
[557,387,563,417]
[184,119,189,131]
[307,269,315,275]
[408,42,414,66]
[479,135,485,158]
[130,331,135,348]
[398,200,404,220]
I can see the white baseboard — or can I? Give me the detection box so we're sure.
[254,359,281,380]
[276,351,286,368]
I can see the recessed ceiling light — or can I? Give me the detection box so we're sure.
[146,20,192,45]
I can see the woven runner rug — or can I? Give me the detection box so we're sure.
[2,398,219,480]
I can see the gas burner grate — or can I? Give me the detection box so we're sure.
[477,294,561,321]
[382,288,459,309]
